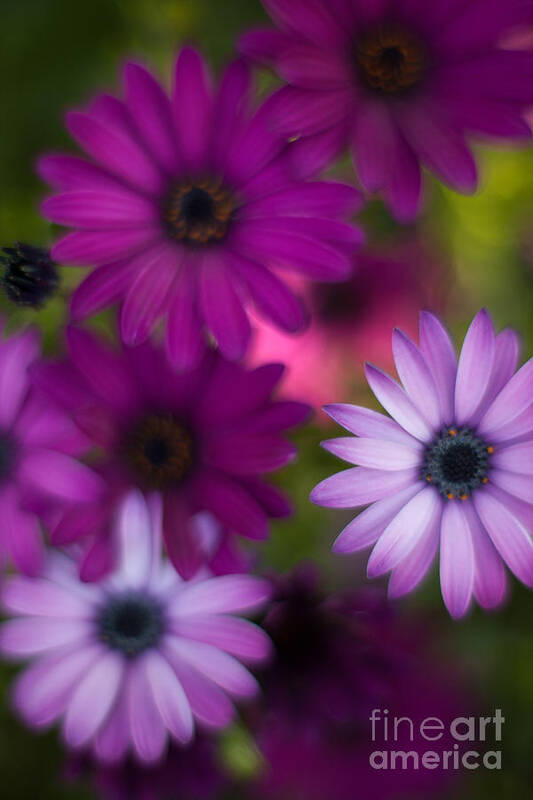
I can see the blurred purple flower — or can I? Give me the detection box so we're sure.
[249,567,468,800]
[0,490,272,764]
[240,0,533,220]
[39,48,364,369]
[311,309,533,617]
[33,327,310,579]
[0,321,101,576]
[69,737,228,800]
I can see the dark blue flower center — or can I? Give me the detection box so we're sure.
[356,27,426,94]
[97,592,165,657]
[125,415,194,490]
[422,427,492,500]
[163,179,235,245]
[0,243,59,308]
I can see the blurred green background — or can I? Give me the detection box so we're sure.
[1,1,533,798]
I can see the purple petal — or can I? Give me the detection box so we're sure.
[321,436,422,470]
[93,688,130,763]
[42,189,159,229]
[263,0,346,47]
[231,253,308,333]
[464,501,507,610]
[164,649,235,729]
[206,431,295,475]
[278,42,350,88]
[66,111,163,195]
[52,229,159,267]
[172,48,213,173]
[127,657,167,763]
[489,469,533,504]
[418,311,457,425]
[0,327,39,428]
[116,489,152,587]
[439,501,475,618]
[323,404,417,445]
[270,85,353,137]
[2,576,89,618]
[196,360,284,426]
[199,254,251,361]
[310,466,420,508]
[171,616,271,663]
[392,328,441,428]
[163,496,204,581]
[455,309,496,425]
[191,471,269,540]
[171,574,271,617]
[13,644,101,728]
[144,651,194,744]
[166,638,258,698]
[124,61,180,173]
[367,487,441,577]
[492,441,533,474]
[70,259,137,320]
[64,651,124,748]
[120,245,178,346]
[238,27,291,64]
[333,483,421,554]
[474,488,533,587]
[37,154,126,193]
[165,263,206,371]
[0,487,44,577]
[288,125,347,180]
[242,181,362,219]
[211,59,252,172]
[364,364,433,442]
[388,508,440,599]
[0,617,92,658]
[231,219,351,280]
[18,449,104,503]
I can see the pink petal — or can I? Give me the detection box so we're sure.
[37,154,126,193]
[165,264,206,371]
[120,246,178,346]
[478,357,533,438]
[0,487,44,577]
[0,327,39,428]
[321,436,421,470]
[464,501,507,610]
[388,508,440,599]
[191,471,269,540]
[93,688,130,763]
[171,574,271,617]
[166,638,258,698]
[2,576,89,618]
[127,657,167,764]
[52,229,159,267]
[163,651,235,729]
[0,617,92,658]
[323,404,417,445]
[116,489,153,588]
[42,189,159,229]
[70,259,139,320]
[18,449,104,502]
[171,616,271,663]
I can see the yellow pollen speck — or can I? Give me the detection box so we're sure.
[426,474,431,482]
[482,477,489,484]
[487,446,494,454]
[447,492,454,500]
[460,494,468,501]
[448,429,456,437]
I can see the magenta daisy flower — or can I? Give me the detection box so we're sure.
[0,490,272,764]
[240,0,533,220]
[0,321,102,577]
[33,326,310,579]
[310,309,533,618]
[39,48,363,369]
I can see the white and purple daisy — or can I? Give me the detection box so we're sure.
[39,48,363,369]
[0,490,272,764]
[310,309,533,618]
[240,0,533,220]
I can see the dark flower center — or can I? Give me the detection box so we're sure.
[97,592,164,657]
[355,27,426,94]
[313,280,366,325]
[0,434,15,484]
[125,415,194,490]
[423,427,492,500]
[0,242,59,308]
[163,179,235,245]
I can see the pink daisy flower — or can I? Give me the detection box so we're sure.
[0,321,102,576]
[310,309,533,618]
[0,490,272,764]
[33,326,310,579]
[39,48,364,369]
[240,0,533,220]
[249,238,447,412]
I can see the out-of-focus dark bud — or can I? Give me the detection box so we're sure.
[0,242,59,308]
